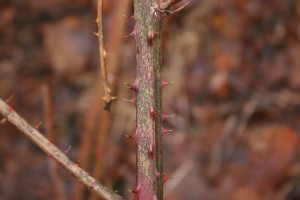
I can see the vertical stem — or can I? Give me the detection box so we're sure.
[134,0,163,199]
[97,0,116,110]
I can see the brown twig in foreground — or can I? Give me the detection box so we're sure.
[0,98,124,200]
[96,0,116,111]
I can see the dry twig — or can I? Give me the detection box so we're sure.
[0,98,124,200]
[96,0,116,111]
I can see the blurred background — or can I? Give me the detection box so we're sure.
[1,0,300,199]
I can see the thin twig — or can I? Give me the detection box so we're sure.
[97,0,116,111]
[0,98,124,200]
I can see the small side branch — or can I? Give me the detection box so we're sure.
[0,98,124,200]
[97,0,116,111]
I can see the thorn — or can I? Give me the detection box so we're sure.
[125,132,138,142]
[128,188,135,193]
[123,98,136,105]
[147,32,158,46]
[64,145,72,154]
[35,121,42,129]
[5,95,16,112]
[150,107,157,120]
[88,185,95,191]
[75,160,80,167]
[5,95,14,104]
[162,80,174,88]
[93,32,99,36]
[162,114,175,121]
[135,184,141,193]
[0,118,7,124]
[155,169,161,177]
[124,15,136,20]
[124,80,138,92]
[171,1,189,14]
[8,105,15,112]
[163,174,173,183]
[112,96,118,101]
[102,96,116,101]
[128,185,141,200]
[162,128,174,135]
[169,0,184,7]
[149,143,154,159]
[128,187,139,194]
[124,27,136,38]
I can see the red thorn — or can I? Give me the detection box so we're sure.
[123,98,136,105]
[147,32,157,46]
[162,80,174,88]
[134,184,141,193]
[35,121,42,129]
[49,152,54,158]
[150,107,157,120]
[125,132,138,142]
[124,27,136,38]
[163,174,173,183]
[128,188,138,194]
[64,145,72,154]
[124,15,136,20]
[155,169,161,177]
[149,143,154,159]
[124,79,138,92]
[8,105,15,112]
[162,114,175,121]
[129,184,141,200]
[88,185,95,191]
[0,118,7,124]
[162,128,174,135]
[75,160,80,167]
[5,95,14,104]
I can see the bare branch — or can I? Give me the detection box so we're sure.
[0,98,124,200]
[97,0,117,111]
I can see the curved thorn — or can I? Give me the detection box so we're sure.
[162,80,174,88]
[162,128,174,134]
[171,1,189,14]
[124,80,138,92]
[124,15,136,20]
[123,98,136,105]
[162,114,175,121]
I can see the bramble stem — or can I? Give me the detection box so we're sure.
[134,0,163,199]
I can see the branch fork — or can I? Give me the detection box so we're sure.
[152,0,189,17]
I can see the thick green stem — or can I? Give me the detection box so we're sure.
[134,0,163,199]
